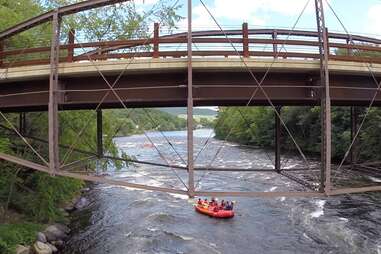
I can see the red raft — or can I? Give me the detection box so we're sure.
[194,204,234,218]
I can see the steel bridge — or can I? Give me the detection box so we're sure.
[0,0,381,198]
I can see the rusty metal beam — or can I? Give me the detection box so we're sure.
[350,106,358,166]
[330,186,381,196]
[187,0,194,197]
[315,0,332,194]
[0,0,130,40]
[67,29,75,62]
[275,106,281,172]
[96,109,103,158]
[153,23,159,58]
[194,190,324,198]
[0,152,188,195]
[48,12,60,174]
[242,22,249,58]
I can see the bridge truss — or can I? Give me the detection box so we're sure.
[0,0,381,198]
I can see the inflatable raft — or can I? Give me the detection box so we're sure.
[194,204,234,218]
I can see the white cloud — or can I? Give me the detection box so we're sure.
[366,4,381,36]
[178,0,317,30]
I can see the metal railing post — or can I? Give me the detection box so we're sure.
[49,10,61,175]
[242,22,249,58]
[153,23,159,58]
[67,28,75,62]
[272,30,278,58]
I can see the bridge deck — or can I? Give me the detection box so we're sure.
[0,58,380,111]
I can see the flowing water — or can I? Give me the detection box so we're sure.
[62,129,381,254]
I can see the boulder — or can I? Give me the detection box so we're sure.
[63,203,75,212]
[46,243,58,253]
[33,241,52,254]
[36,232,47,243]
[15,245,30,254]
[50,240,64,248]
[74,197,90,210]
[52,223,70,234]
[43,225,68,242]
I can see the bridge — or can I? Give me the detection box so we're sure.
[0,0,381,198]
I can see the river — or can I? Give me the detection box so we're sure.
[62,129,381,254]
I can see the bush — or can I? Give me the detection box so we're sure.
[0,223,42,254]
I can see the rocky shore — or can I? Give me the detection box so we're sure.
[14,187,91,254]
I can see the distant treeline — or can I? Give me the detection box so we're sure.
[214,106,381,162]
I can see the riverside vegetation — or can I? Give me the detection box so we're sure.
[214,106,381,162]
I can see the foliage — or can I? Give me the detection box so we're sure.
[0,223,43,254]
[41,0,183,41]
[214,106,381,161]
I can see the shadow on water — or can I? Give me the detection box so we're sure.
[62,129,381,254]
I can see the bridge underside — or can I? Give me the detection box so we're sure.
[0,60,381,112]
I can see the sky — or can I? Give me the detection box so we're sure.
[136,0,381,37]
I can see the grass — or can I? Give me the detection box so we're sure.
[0,223,43,254]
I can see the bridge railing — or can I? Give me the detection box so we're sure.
[1,23,381,68]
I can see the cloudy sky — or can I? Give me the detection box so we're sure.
[138,0,381,37]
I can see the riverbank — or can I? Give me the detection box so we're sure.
[0,184,92,254]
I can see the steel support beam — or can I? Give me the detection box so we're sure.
[272,30,278,57]
[67,29,75,62]
[0,40,3,67]
[187,0,194,197]
[19,112,26,135]
[315,0,331,194]
[275,106,281,172]
[153,23,159,58]
[96,109,103,158]
[48,12,60,174]
[242,22,249,58]
[0,0,130,40]
[350,106,358,166]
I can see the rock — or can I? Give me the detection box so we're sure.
[50,240,64,248]
[74,197,90,210]
[15,245,30,254]
[36,232,47,243]
[63,203,75,212]
[53,223,70,234]
[33,241,52,254]
[81,187,90,192]
[43,225,68,242]
[46,243,58,253]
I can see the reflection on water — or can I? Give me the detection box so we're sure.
[62,129,381,254]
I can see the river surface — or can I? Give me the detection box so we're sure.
[62,129,381,254]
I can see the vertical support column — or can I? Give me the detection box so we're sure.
[67,29,75,62]
[315,0,331,194]
[153,23,159,58]
[242,22,249,58]
[187,0,194,197]
[96,109,103,159]
[275,106,281,172]
[49,11,61,174]
[350,106,358,167]
[19,112,26,136]
[272,30,278,58]
[0,41,3,67]
[346,35,353,56]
